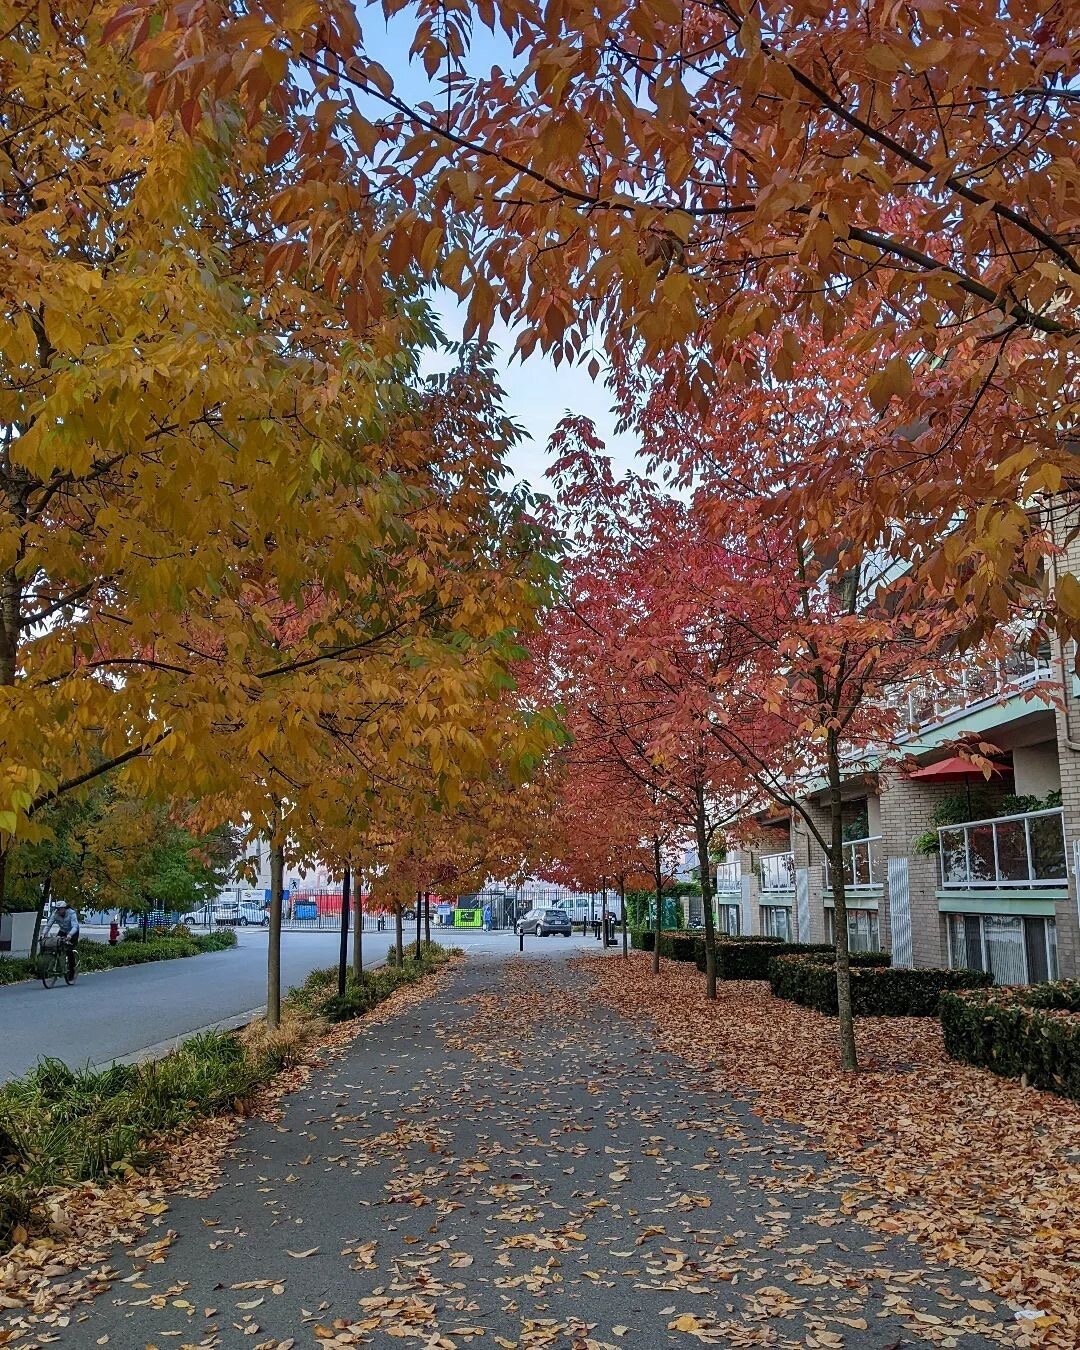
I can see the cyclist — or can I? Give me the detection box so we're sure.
[44,901,80,982]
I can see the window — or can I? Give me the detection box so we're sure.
[947,913,1058,984]
[717,904,740,936]
[761,906,792,941]
[824,907,880,952]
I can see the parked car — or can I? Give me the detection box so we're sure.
[516,907,573,937]
[214,899,270,927]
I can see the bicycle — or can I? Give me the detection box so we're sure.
[39,938,78,989]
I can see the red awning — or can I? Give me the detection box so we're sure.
[906,755,1006,783]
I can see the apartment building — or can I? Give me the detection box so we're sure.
[717,635,1079,983]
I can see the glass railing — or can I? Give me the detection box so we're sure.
[897,648,1051,733]
[823,836,882,891]
[760,852,796,892]
[715,862,742,893]
[938,808,1067,888]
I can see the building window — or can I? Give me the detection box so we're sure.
[761,906,792,941]
[946,913,1057,985]
[717,904,741,936]
[824,908,880,952]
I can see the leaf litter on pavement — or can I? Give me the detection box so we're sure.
[2,950,1069,1349]
[585,952,1079,1349]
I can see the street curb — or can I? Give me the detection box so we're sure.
[85,958,390,1072]
[87,1006,268,1071]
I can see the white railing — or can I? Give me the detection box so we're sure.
[939,808,1067,889]
[760,851,795,893]
[715,862,742,894]
[823,835,882,892]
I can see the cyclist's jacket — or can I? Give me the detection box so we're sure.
[46,909,80,939]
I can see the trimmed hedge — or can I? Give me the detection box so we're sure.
[699,938,840,979]
[771,952,987,1016]
[630,929,653,951]
[0,928,237,984]
[940,981,1080,1101]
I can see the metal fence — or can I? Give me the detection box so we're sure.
[467,886,610,930]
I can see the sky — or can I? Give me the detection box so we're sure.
[362,7,643,491]
[427,301,640,491]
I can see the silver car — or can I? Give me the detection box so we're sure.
[516,907,573,937]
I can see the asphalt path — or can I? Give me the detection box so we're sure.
[46,947,1013,1350]
[0,928,599,1083]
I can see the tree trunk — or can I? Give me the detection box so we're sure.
[337,864,351,997]
[695,793,718,999]
[652,835,663,975]
[30,875,51,958]
[620,878,628,958]
[827,732,858,1071]
[600,882,607,945]
[394,905,404,966]
[424,891,431,947]
[267,842,284,1028]
[352,875,363,977]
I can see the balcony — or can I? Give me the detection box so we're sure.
[715,862,742,894]
[938,808,1067,890]
[760,851,795,893]
[898,648,1051,735]
[823,835,882,892]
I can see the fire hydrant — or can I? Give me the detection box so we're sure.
[108,919,120,946]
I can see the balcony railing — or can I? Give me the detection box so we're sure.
[898,649,1051,734]
[760,851,796,893]
[715,862,742,894]
[938,808,1067,889]
[823,835,882,891]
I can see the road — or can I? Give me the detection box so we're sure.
[0,927,601,1083]
[26,947,1014,1350]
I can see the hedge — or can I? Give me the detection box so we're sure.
[940,981,1080,1101]
[0,928,237,984]
[770,952,988,1016]
[699,938,840,979]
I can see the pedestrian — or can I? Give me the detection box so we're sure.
[483,903,493,932]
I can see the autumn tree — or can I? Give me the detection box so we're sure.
[554,322,1017,1069]
[119,0,1080,640]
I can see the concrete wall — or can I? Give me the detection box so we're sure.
[1012,742,1061,797]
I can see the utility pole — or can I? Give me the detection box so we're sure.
[415,888,422,960]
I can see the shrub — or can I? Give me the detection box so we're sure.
[0,958,38,986]
[693,938,841,978]
[771,952,986,1016]
[0,1032,266,1245]
[196,930,238,952]
[656,932,703,963]
[940,981,1080,1101]
[0,928,237,987]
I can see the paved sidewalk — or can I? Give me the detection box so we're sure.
[30,951,1013,1349]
